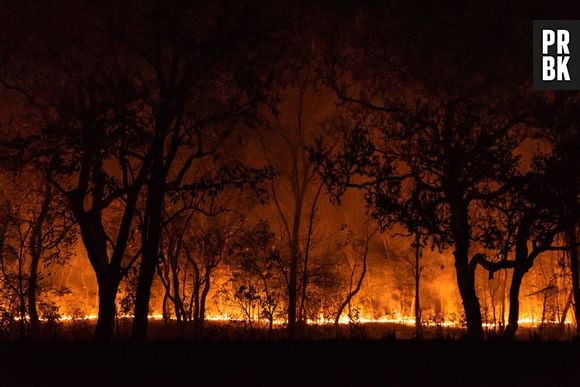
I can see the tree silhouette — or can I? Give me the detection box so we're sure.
[496,92,580,336]
[0,2,162,340]
[96,0,277,340]
[312,5,534,338]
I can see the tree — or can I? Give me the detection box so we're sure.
[382,232,434,337]
[0,172,74,338]
[312,4,533,338]
[2,1,276,341]
[334,223,376,333]
[0,3,149,340]
[567,226,580,335]
[494,93,580,337]
[258,64,332,337]
[95,0,277,341]
[227,220,285,332]
[157,194,245,333]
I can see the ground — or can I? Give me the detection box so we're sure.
[0,339,579,386]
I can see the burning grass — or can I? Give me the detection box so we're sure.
[1,317,575,342]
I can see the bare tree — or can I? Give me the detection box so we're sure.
[334,223,377,333]
[259,67,330,337]
[382,232,433,337]
[157,195,244,333]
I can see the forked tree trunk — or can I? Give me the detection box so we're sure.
[77,218,124,342]
[504,218,534,338]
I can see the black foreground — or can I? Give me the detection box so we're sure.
[0,339,579,386]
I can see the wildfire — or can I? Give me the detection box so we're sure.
[39,313,572,330]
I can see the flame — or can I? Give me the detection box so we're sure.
[7,235,571,335]
[33,312,572,330]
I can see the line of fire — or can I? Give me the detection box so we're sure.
[0,1,578,349]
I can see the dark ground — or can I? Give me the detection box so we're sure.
[0,339,579,386]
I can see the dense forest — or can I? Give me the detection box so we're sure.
[0,0,578,346]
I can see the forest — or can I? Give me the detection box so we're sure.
[0,0,578,354]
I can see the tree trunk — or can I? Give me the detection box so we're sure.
[455,250,483,338]
[133,142,165,341]
[172,265,183,322]
[560,291,572,327]
[298,183,323,325]
[455,259,483,339]
[334,237,370,331]
[28,182,51,339]
[95,276,118,342]
[568,227,580,336]
[162,293,170,323]
[191,284,199,324]
[83,246,122,342]
[132,251,158,341]
[27,252,40,338]
[414,240,422,338]
[505,265,526,338]
[451,199,483,340]
[199,275,211,327]
[76,215,122,342]
[499,270,506,332]
[453,218,483,340]
[287,182,305,338]
[18,287,26,339]
[287,238,299,338]
[504,216,535,338]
